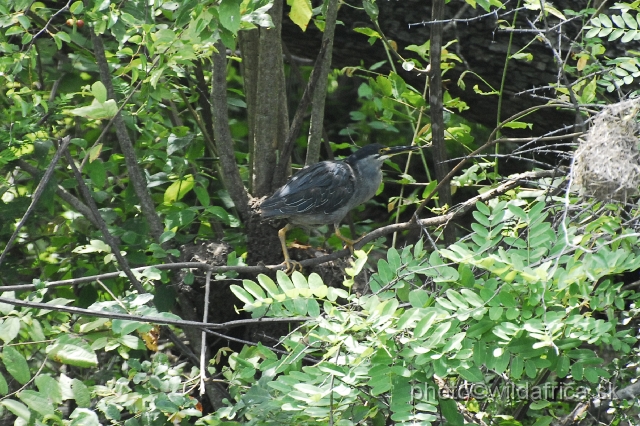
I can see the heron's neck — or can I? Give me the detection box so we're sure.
[351,161,383,205]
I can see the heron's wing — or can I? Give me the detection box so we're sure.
[261,161,355,217]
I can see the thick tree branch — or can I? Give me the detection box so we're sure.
[251,0,289,197]
[211,40,251,222]
[272,39,330,189]
[90,30,165,241]
[305,0,339,165]
[429,0,454,246]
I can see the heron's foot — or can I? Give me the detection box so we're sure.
[282,258,303,275]
[342,240,355,254]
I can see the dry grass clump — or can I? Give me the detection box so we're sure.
[573,99,640,201]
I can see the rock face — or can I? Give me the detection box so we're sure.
[280,0,610,135]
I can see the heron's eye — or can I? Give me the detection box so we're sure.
[379,148,388,154]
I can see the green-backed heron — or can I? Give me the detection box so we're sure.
[261,144,420,270]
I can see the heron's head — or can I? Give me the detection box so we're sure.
[345,144,420,168]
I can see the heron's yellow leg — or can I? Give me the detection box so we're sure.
[278,224,302,274]
[334,224,362,254]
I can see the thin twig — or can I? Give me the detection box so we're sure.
[199,270,212,395]
[0,136,71,267]
[0,296,308,330]
[64,148,145,294]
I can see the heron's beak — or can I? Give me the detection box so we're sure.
[383,145,422,158]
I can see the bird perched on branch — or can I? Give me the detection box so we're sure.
[261,144,420,271]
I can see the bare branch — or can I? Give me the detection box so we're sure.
[63,148,146,294]
[429,0,454,246]
[414,103,574,220]
[0,136,71,267]
[305,0,340,165]
[90,30,165,241]
[0,296,309,331]
[272,39,330,189]
[16,159,100,228]
[211,40,251,222]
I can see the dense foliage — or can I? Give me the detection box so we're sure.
[2,0,640,425]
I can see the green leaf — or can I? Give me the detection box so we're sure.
[362,0,379,20]
[557,355,570,378]
[70,408,100,425]
[72,379,91,408]
[291,271,309,289]
[167,133,194,155]
[439,398,464,425]
[205,206,231,225]
[408,289,430,308]
[445,289,469,309]
[417,181,436,200]
[259,274,282,298]
[219,0,242,33]
[88,143,102,162]
[308,273,328,298]
[68,99,118,120]
[2,346,30,385]
[529,400,551,410]
[414,310,438,337]
[599,13,612,27]
[623,12,638,29]
[287,0,312,31]
[242,3,274,27]
[510,52,533,62]
[0,373,8,396]
[231,284,255,305]
[70,1,84,13]
[112,319,144,335]
[0,400,30,420]
[159,230,175,244]
[457,366,484,382]
[532,416,553,426]
[35,374,63,404]
[164,174,195,203]
[193,185,210,207]
[91,81,108,103]
[426,322,452,347]
[353,27,381,39]
[498,289,516,307]
[389,72,407,98]
[503,120,532,129]
[511,355,524,379]
[87,159,106,188]
[46,335,98,367]
[243,280,267,300]
[466,320,494,338]
[460,289,484,307]
[55,31,70,43]
[307,298,320,317]
[0,317,20,343]
[18,390,55,416]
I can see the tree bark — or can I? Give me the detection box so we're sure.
[305,0,340,166]
[211,41,251,222]
[251,0,289,197]
[429,0,455,247]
